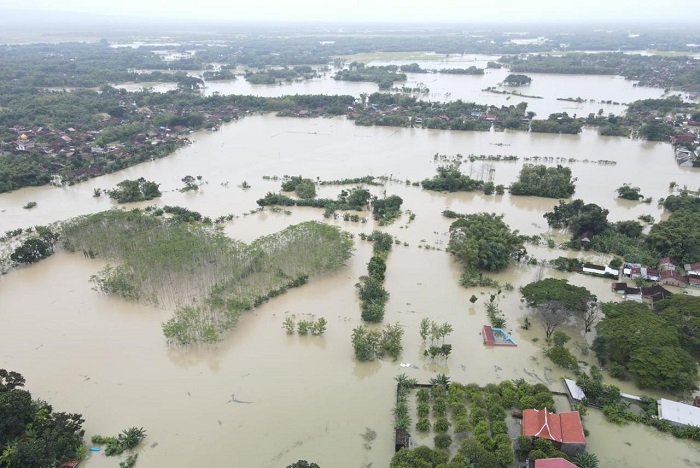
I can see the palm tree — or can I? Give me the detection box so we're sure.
[575,452,599,468]
[118,427,146,450]
[430,373,450,388]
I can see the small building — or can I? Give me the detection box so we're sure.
[659,270,689,287]
[640,285,672,304]
[659,258,676,271]
[563,379,585,403]
[646,268,660,281]
[621,262,656,280]
[59,461,80,468]
[394,428,410,452]
[578,231,592,244]
[611,282,642,302]
[522,408,586,456]
[535,458,577,468]
[657,398,700,427]
[689,273,700,287]
[482,325,517,347]
[582,263,618,277]
[684,262,700,276]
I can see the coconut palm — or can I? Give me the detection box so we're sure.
[575,452,600,468]
[118,427,146,450]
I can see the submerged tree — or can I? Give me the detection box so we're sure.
[62,210,353,344]
[448,213,525,272]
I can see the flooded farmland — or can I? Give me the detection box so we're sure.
[114,53,668,118]
[1,105,700,465]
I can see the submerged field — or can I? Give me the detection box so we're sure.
[62,211,353,343]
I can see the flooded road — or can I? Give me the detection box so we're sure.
[1,110,699,465]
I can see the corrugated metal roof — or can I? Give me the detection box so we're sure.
[658,398,700,427]
[564,379,585,401]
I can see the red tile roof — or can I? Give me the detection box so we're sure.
[522,409,586,445]
[535,458,578,468]
[560,411,586,444]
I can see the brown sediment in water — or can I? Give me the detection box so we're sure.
[1,113,699,467]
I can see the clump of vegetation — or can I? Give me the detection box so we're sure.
[577,367,700,440]
[162,205,209,223]
[521,278,597,337]
[545,197,700,265]
[394,374,417,433]
[663,192,700,213]
[392,379,557,467]
[318,175,381,186]
[9,225,59,265]
[448,213,525,288]
[281,176,317,199]
[108,178,161,203]
[180,175,203,192]
[0,369,85,467]
[509,164,576,198]
[550,256,582,272]
[372,195,403,224]
[257,186,370,217]
[593,300,698,392]
[245,66,317,84]
[63,210,352,344]
[23,201,37,209]
[530,112,583,134]
[441,66,484,75]
[282,317,327,336]
[485,293,506,328]
[545,331,579,370]
[286,461,320,468]
[544,199,609,238]
[419,318,454,360]
[351,323,404,361]
[357,231,392,322]
[91,427,147,457]
[421,165,485,192]
[504,73,532,86]
[616,184,644,201]
[335,62,407,89]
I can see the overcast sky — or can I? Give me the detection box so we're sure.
[3,0,700,23]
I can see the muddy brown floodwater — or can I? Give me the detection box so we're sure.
[1,114,699,467]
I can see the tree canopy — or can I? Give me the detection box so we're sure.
[543,199,609,237]
[108,178,161,203]
[655,295,700,358]
[509,164,576,198]
[521,278,595,312]
[448,213,525,272]
[0,370,85,467]
[647,210,700,264]
[593,302,697,392]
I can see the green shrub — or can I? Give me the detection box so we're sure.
[434,417,450,433]
[434,433,452,450]
[416,418,431,433]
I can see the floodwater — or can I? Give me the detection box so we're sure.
[2,115,697,234]
[2,114,700,466]
[115,56,666,117]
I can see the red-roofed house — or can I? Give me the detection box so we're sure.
[522,408,586,456]
[659,270,689,287]
[535,458,577,468]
